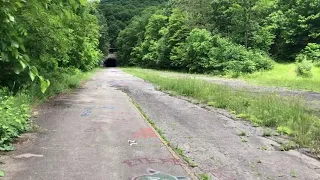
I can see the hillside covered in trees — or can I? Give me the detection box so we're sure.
[112,0,319,76]
[98,0,167,49]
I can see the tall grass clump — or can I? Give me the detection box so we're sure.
[295,56,313,78]
[124,68,320,152]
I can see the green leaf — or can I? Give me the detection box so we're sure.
[19,60,26,70]
[9,15,15,22]
[79,0,86,6]
[29,66,38,81]
[11,41,19,48]
[29,70,35,81]
[0,170,4,177]
[22,54,30,62]
[0,52,9,62]
[39,77,50,93]
[14,64,23,74]
[20,44,26,52]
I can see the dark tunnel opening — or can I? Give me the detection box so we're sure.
[104,58,117,67]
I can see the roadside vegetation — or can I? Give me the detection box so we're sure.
[123,68,320,152]
[114,0,320,153]
[242,63,320,92]
[0,1,104,150]
[114,0,319,91]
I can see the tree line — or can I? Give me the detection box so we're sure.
[98,0,167,49]
[1,0,102,93]
[0,0,103,150]
[115,0,320,76]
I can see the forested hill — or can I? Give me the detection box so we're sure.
[98,0,167,48]
[114,0,319,75]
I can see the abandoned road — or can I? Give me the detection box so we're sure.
[0,69,191,180]
[1,68,320,180]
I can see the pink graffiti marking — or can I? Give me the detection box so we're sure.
[123,158,182,167]
[134,128,157,138]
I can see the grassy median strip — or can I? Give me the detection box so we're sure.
[123,68,320,152]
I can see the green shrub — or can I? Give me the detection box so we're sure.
[171,29,274,75]
[298,43,320,66]
[296,59,313,78]
[171,28,213,73]
[0,89,30,151]
[209,35,274,75]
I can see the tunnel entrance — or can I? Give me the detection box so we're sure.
[103,48,117,67]
[104,57,117,67]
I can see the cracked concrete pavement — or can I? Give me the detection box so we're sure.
[0,69,190,180]
[109,68,320,180]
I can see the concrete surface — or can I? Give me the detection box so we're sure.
[0,69,190,180]
[109,69,320,180]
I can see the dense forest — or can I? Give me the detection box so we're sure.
[98,0,167,49]
[112,0,320,76]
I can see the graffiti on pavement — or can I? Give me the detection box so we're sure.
[132,169,189,180]
[123,158,182,167]
[134,128,157,139]
[81,105,116,117]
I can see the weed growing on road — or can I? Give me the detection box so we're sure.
[263,128,272,137]
[199,173,210,180]
[174,146,198,168]
[238,131,248,136]
[0,170,4,177]
[290,170,297,178]
[241,137,248,142]
[123,68,320,152]
[260,146,268,150]
[281,141,296,151]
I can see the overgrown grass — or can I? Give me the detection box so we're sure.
[0,68,97,151]
[123,68,320,152]
[242,63,320,92]
[124,63,320,92]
